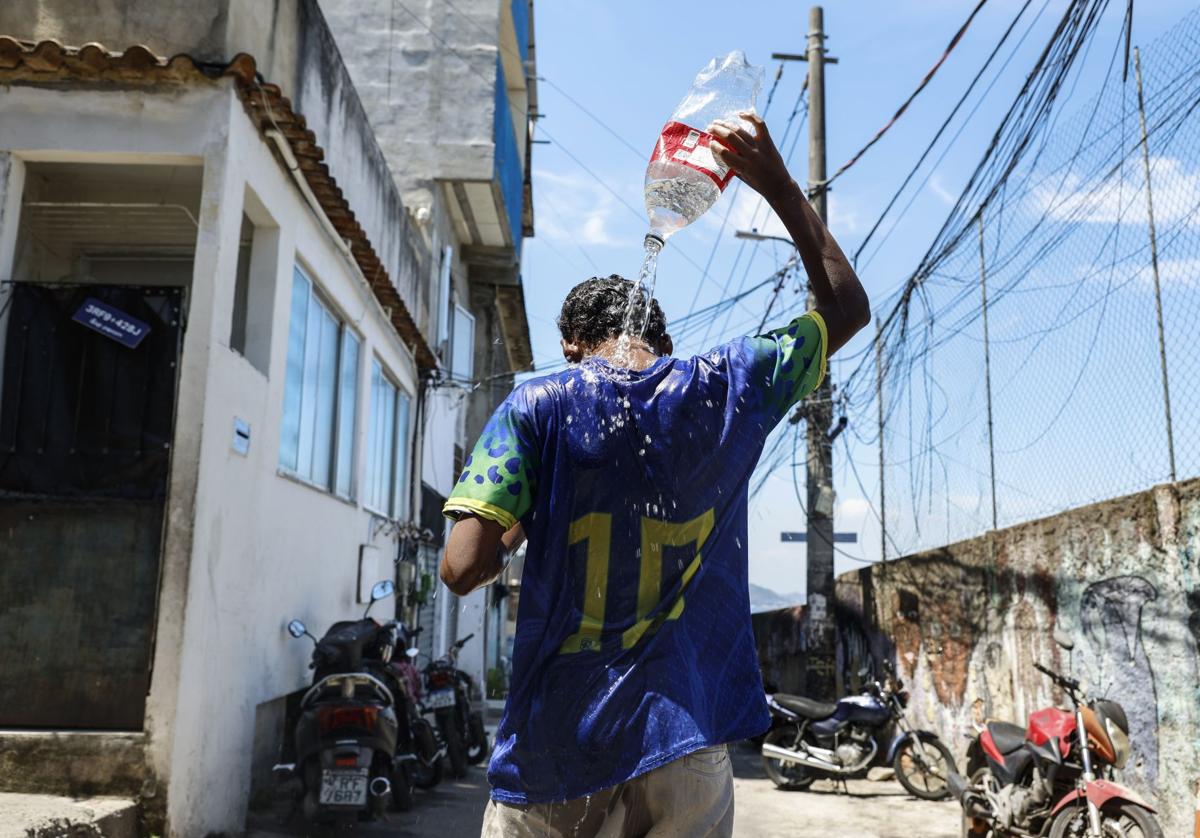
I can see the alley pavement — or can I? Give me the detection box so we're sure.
[246,740,960,837]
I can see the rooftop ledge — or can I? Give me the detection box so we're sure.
[0,36,438,370]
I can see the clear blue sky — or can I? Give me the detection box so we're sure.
[517,0,1197,599]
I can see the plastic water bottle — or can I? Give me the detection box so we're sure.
[644,50,764,245]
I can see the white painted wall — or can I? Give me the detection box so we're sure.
[165,89,421,836]
[0,82,427,835]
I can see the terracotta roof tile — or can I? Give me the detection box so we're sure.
[0,37,437,369]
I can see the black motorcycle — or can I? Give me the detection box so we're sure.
[422,633,489,777]
[387,625,447,792]
[275,580,408,823]
[760,662,956,800]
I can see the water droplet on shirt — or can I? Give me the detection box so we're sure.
[638,448,646,456]
[644,435,652,444]
[706,400,714,408]
[566,415,573,424]
[735,538,742,548]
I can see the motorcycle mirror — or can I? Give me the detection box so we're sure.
[1053,627,1075,651]
[286,619,308,639]
[370,579,396,602]
[363,579,396,618]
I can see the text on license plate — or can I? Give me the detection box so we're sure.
[319,767,368,806]
[427,689,456,709]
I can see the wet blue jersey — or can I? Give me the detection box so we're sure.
[444,312,827,804]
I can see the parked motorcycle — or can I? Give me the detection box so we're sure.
[422,633,489,777]
[948,630,1162,838]
[274,580,407,824]
[761,662,955,800]
[387,625,446,791]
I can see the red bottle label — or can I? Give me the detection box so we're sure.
[650,121,735,189]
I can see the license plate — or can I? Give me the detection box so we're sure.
[427,689,456,709]
[319,768,368,806]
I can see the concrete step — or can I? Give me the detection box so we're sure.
[0,794,137,838]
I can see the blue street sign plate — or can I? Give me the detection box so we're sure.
[72,297,150,348]
[781,532,858,543]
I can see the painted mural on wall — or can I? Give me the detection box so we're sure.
[1077,575,1159,790]
[816,479,1200,837]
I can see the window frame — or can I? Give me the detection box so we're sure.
[278,264,361,499]
[451,302,475,381]
[364,357,413,520]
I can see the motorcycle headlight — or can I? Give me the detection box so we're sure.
[1105,717,1130,769]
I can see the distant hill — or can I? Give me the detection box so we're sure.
[748,583,804,614]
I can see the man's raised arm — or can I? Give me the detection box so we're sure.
[710,113,869,353]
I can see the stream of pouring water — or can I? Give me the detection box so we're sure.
[611,235,664,369]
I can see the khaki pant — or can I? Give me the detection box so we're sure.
[480,744,734,838]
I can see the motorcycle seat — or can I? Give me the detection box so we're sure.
[986,721,1027,754]
[773,693,838,719]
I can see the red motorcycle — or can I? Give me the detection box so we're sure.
[948,631,1162,838]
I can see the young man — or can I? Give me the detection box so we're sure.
[441,114,869,836]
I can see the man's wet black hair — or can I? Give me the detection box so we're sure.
[556,275,668,348]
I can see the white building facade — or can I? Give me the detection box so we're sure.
[320,0,537,701]
[0,0,535,834]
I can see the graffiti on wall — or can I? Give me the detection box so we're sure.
[1075,575,1159,791]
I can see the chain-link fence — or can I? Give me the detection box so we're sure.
[844,9,1200,558]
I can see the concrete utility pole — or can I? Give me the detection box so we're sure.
[770,6,837,699]
[803,4,836,702]
[773,5,836,699]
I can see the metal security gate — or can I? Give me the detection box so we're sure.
[0,282,182,729]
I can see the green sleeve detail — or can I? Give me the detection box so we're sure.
[444,397,538,528]
[749,311,828,420]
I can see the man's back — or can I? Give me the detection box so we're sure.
[446,314,826,803]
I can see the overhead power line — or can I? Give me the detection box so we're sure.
[821,0,993,194]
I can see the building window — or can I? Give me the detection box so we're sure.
[365,360,412,518]
[279,265,359,496]
[229,189,280,375]
[451,303,475,381]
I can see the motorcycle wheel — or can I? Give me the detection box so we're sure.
[413,719,444,789]
[1047,802,1164,838]
[959,768,995,838]
[391,761,414,812]
[894,736,955,800]
[413,753,443,790]
[442,714,468,779]
[761,727,817,791]
[466,711,489,765]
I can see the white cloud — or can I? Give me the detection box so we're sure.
[1032,156,1200,228]
[929,173,957,207]
[533,168,624,246]
[828,191,861,235]
[1149,256,1200,286]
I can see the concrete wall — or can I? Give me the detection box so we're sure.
[817,479,1200,836]
[160,87,420,836]
[319,0,500,211]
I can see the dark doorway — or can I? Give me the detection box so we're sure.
[0,282,182,729]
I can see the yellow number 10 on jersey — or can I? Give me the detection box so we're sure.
[559,509,715,654]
